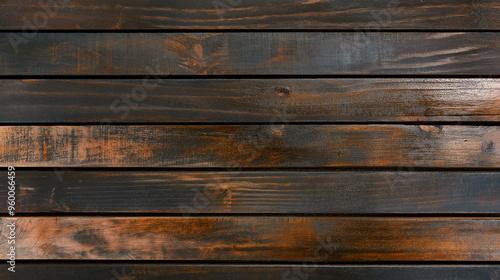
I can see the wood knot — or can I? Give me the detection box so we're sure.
[275,86,291,97]
[272,125,285,137]
[272,129,283,137]
[217,189,230,200]
[482,141,495,152]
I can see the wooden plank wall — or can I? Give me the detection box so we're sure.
[0,0,499,279]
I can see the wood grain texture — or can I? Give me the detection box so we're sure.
[1,264,499,280]
[1,125,499,168]
[1,171,498,214]
[1,217,499,261]
[1,0,499,30]
[1,78,500,123]
[2,33,500,75]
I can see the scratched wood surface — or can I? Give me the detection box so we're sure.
[0,171,498,214]
[1,0,500,275]
[1,217,499,261]
[2,32,500,75]
[1,0,500,30]
[1,264,499,280]
[1,79,500,123]
[1,125,499,168]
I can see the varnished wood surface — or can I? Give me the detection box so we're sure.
[2,33,500,75]
[1,0,500,30]
[0,264,499,280]
[1,125,499,168]
[1,217,498,261]
[2,0,500,274]
[2,79,499,123]
[1,171,498,214]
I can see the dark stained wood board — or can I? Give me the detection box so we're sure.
[1,0,499,30]
[1,217,499,261]
[2,32,500,75]
[1,125,499,168]
[1,0,500,276]
[0,171,498,214]
[1,78,499,123]
[1,264,499,280]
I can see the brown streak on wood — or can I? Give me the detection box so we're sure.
[0,125,499,168]
[1,0,500,30]
[1,79,499,123]
[1,217,498,261]
[1,33,500,75]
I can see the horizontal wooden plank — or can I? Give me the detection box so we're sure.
[1,217,498,261]
[1,0,499,30]
[1,79,499,123]
[1,171,498,214]
[1,125,499,168]
[1,264,499,280]
[2,33,500,75]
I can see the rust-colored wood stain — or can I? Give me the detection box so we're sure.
[0,1,499,279]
